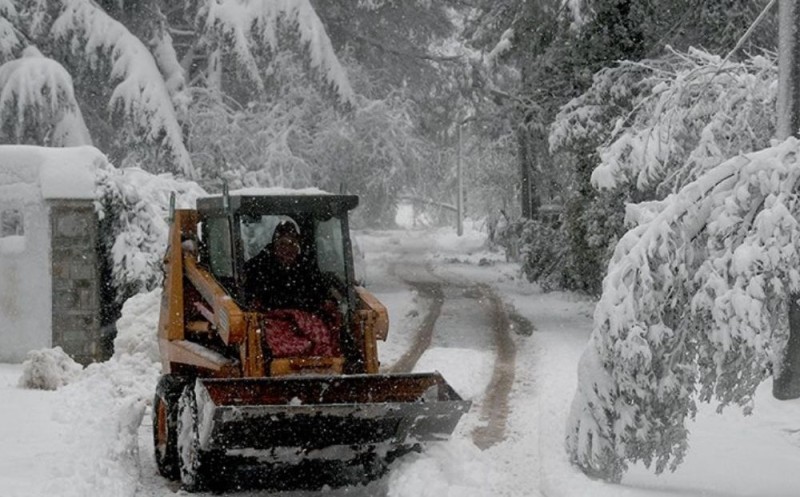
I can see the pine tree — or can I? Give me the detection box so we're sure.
[0,0,355,177]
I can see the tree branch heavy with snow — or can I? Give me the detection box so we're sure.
[567,138,800,481]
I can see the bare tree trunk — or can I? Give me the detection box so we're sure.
[774,0,800,400]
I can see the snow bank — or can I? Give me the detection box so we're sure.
[414,347,494,401]
[112,290,161,363]
[388,440,503,497]
[0,233,24,253]
[38,288,163,497]
[430,219,488,254]
[9,288,163,497]
[17,346,83,390]
[48,354,159,497]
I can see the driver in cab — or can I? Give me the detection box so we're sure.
[244,221,341,357]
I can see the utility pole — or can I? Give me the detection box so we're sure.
[457,121,464,236]
[774,0,800,400]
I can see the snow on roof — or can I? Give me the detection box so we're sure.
[227,186,332,196]
[0,145,108,200]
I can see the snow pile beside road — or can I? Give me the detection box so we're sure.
[113,290,161,363]
[48,355,158,497]
[25,290,163,497]
[429,219,488,255]
[388,439,503,497]
[17,346,83,390]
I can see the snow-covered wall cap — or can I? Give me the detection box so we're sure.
[0,145,109,200]
[226,186,332,196]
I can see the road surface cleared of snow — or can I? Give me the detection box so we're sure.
[2,223,800,496]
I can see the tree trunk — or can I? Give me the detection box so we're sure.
[775,296,800,399]
[517,126,534,219]
[773,0,800,400]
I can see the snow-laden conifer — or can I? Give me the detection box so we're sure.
[0,0,19,61]
[50,0,193,176]
[552,48,777,196]
[0,46,91,146]
[567,137,800,481]
[197,0,354,105]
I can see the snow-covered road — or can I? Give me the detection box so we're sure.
[3,226,800,496]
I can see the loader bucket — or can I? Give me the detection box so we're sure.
[192,372,470,456]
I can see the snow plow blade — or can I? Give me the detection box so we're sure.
[193,372,470,454]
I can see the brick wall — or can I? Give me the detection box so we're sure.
[49,200,104,364]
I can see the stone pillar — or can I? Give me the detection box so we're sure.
[49,200,104,364]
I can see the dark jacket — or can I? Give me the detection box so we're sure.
[244,245,326,310]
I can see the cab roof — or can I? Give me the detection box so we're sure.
[196,194,359,217]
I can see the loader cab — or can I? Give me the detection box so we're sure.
[195,193,360,312]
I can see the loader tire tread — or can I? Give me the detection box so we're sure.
[153,374,190,480]
[177,383,223,492]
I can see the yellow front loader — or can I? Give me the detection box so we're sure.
[152,192,469,491]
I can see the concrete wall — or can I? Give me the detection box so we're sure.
[0,146,109,364]
[0,191,52,362]
[49,201,103,365]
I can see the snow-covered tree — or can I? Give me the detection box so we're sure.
[471,0,777,292]
[524,48,779,294]
[1,0,356,179]
[4,0,195,175]
[0,46,91,146]
[577,49,778,196]
[566,136,800,481]
[0,0,20,61]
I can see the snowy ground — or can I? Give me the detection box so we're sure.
[3,223,800,496]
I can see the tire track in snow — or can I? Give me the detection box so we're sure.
[387,261,517,449]
[385,280,444,374]
[471,285,516,450]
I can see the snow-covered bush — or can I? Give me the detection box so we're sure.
[499,218,566,290]
[567,138,800,481]
[96,167,206,305]
[18,346,84,390]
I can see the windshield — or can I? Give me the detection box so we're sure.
[238,214,348,285]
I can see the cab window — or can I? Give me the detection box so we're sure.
[314,217,347,283]
[206,217,233,279]
[239,215,297,262]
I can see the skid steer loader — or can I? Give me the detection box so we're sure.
[152,190,470,491]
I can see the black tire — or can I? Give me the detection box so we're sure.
[152,374,189,480]
[177,383,221,492]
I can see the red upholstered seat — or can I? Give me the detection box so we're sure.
[263,308,341,358]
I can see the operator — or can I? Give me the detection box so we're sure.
[244,220,326,310]
[244,221,341,357]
